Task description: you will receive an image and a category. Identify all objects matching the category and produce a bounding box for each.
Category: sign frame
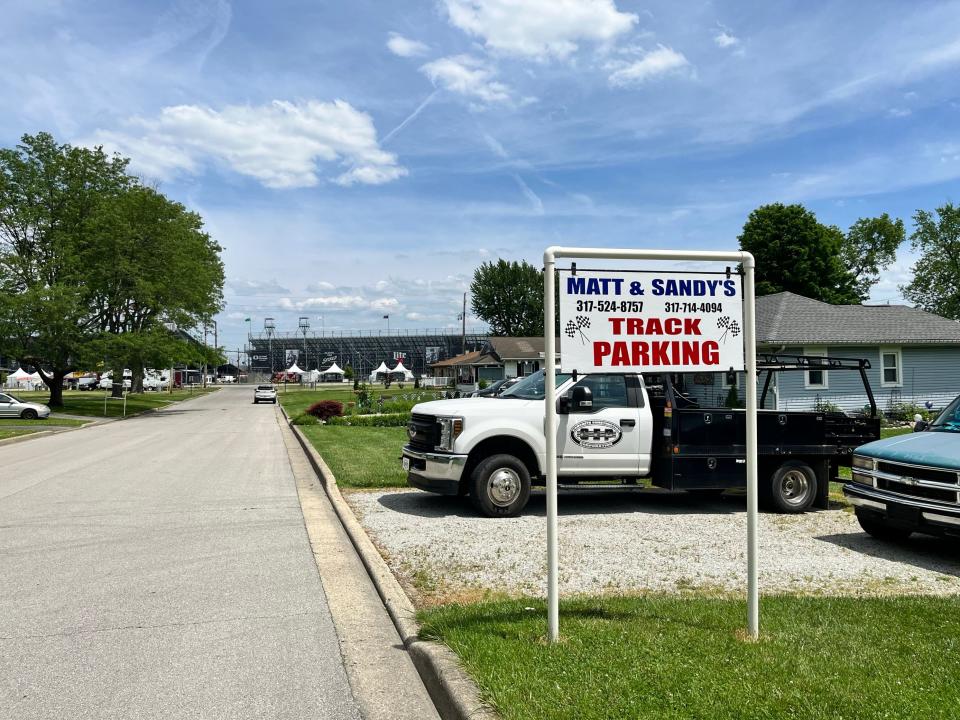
[543,246,759,642]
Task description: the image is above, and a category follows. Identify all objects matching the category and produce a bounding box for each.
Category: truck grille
[407,413,440,452]
[873,460,960,505]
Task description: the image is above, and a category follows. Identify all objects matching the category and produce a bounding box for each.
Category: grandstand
[247,328,489,378]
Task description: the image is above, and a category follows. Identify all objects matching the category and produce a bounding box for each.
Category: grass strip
[0,417,91,427]
[5,388,217,418]
[420,595,960,720]
[0,429,39,441]
[298,425,408,488]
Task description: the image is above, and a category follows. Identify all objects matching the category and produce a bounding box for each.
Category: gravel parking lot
[346,488,960,602]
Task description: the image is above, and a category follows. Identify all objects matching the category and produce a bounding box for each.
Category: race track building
[247,329,489,378]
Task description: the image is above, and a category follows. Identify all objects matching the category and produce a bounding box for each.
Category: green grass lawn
[420,596,960,720]
[5,388,217,418]
[0,417,91,427]
[0,429,39,441]
[278,384,445,417]
[299,425,408,488]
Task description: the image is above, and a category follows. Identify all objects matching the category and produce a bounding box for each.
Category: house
[689,292,960,413]
[429,349,502,386]
[485,337,560,379]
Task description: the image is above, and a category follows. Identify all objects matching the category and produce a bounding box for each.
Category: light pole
[264,317,275,376]
[299,316,310,370]
[383,314,390,335]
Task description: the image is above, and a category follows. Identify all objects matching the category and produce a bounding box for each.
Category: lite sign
[559,270,745,373]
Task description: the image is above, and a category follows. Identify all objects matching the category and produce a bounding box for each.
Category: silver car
[0,392,51,419]
[253,385,277,404]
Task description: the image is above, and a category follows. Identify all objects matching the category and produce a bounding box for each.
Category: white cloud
[607,45,691,87]
[442,0,637,60]
[387,32,429,58]
[305,281,336,292]
[714,30,739,49]
[420,55,511,103]
[887,107,912,117]
[370,297,400,310]
[227,278,291,296]
[86,99,407,189]
[280,295,368,310]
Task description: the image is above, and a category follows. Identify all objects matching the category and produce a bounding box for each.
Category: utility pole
[265,317,276,377]
[299,316,310,369]
[461,292,467,354]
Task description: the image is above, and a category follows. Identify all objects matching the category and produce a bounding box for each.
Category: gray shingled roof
[757,292,960,345]
[488,336,552,359]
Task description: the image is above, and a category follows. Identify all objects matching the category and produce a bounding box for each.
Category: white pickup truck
[402,358,881,517]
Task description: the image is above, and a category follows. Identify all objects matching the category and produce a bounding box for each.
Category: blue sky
[3,0,960,351]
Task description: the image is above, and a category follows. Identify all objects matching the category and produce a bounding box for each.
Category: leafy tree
[738,203,859,304]
[902,202,960,319]
[0,133,130,407]
[470,259,545,336]
[87,185,224,393]
[841,213,905,300]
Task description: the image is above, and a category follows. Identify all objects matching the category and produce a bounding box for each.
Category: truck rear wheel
[855,508,913,542]
[469,454,531,518]
[766,460,817,513]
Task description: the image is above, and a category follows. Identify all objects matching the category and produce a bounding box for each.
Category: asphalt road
[0,387,361,719]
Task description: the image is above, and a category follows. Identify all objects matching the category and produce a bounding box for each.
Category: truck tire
[469,454,531,518]
[766,460,817,513]
[855,508,912,542]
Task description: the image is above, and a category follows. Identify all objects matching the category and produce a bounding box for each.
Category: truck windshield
[929,396,960,433]
[499,369,572,400]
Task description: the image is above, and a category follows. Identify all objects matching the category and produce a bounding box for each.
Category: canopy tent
[286,362,305,375]
[389,361,414,380]
[4,367,32,389]
[321,362,345,376]
[368,361,390,382]
[301,370,321,383]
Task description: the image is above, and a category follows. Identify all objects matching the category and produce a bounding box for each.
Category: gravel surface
[346,489,960,600]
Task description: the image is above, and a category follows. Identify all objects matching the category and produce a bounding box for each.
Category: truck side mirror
[569,385,593,412]
[913,414,928,432]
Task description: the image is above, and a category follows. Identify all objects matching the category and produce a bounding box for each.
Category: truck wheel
[469,454,531,518]
[21,409,38,420]
[766,460,817,513]
[855,508,912,542]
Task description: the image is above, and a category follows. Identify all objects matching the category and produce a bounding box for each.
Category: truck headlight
[852,455,876,471]
[436,417,464,452]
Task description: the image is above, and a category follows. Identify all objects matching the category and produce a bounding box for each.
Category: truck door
[557,374,651,476]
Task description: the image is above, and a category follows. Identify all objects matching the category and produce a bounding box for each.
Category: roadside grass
[5,388,217,418]
[0,429,39,441]
[298,426,408,488]
[0,417,91,427]
[420,595,960,720]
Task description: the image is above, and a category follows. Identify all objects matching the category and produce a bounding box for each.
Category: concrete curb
[0,429,53,446]
[281,406,499,720]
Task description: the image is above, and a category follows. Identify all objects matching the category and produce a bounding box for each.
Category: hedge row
[326,413,410,427]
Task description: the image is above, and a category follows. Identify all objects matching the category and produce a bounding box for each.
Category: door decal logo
[570,420,622,449]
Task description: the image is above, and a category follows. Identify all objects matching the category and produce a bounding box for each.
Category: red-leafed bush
[306,400,344,421]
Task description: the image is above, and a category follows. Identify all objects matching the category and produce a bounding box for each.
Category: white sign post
[543,247,759,643]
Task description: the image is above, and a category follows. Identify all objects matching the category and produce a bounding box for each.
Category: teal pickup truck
[844,394,960,540]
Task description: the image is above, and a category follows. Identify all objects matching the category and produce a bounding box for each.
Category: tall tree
[87,185,224,393]
[902,202,960,319]
[470,260,545,336]
[841,213,905,301]
[739,203,858,303]
[0,133,130,407]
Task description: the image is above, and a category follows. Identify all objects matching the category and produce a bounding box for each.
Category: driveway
[0,387,359,719]
[347,488,960,601]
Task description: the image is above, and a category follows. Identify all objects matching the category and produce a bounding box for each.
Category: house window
[721,370,740,389]
[881,347,902,387]
[804,347,828,390]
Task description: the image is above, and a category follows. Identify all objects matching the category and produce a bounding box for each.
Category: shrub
[884,401,929,423]
[291,413,320,426]
[326,412,410,427]
[478,379,489,389]
[306,400,344,421]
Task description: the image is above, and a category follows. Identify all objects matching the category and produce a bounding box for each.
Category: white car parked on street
[0,392,51,419]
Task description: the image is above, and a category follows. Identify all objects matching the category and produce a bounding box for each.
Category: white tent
[5,367,31,389]
[322,362,344,376]
[286,362,305,375]
[301,370,321,383]
[369,361,390,382]
[390,361,414,380]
